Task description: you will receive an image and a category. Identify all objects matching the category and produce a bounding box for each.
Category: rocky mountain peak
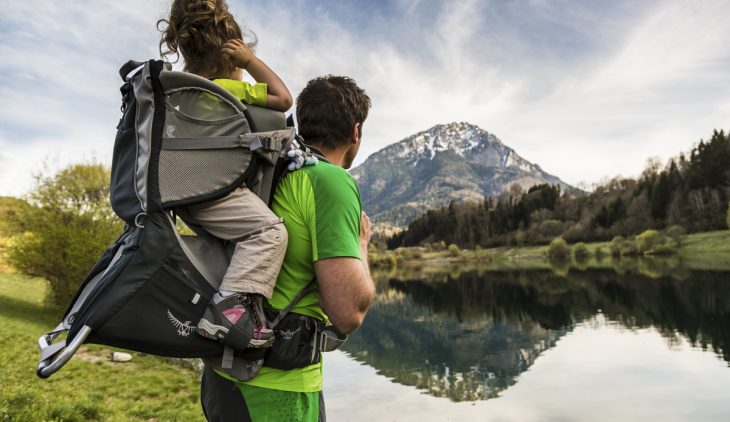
[382,122,502,165]
[351,122,571,228]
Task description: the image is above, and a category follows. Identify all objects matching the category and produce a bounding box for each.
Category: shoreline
[371,229,730,274]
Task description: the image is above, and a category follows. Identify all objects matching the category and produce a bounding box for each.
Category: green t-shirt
[242,161,362,392]
[212,79,268,106]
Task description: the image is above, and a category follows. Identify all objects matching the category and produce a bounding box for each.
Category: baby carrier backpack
[36,60,344,379]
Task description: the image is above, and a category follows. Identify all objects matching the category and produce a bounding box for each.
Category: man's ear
[351,123,361,145]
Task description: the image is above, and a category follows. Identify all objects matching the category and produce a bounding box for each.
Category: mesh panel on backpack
[159,87,254,205]
[159,149,253,203]
[164,88,249,137]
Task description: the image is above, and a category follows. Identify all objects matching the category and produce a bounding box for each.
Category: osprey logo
[277,327,301,341]
[167,309,194,337]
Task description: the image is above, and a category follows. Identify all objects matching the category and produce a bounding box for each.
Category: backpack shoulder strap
[268,279,317,329]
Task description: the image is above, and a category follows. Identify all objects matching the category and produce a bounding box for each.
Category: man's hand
[221,39,255,69]
[360,211,372,249]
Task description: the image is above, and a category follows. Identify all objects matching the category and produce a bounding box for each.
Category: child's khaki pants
[176,186,287,299]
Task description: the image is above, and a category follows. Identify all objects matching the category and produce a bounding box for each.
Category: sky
[1,0,729,196]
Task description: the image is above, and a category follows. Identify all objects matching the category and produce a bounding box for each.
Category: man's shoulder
[278,162,355,191]
[275,162,359,207]
[301,160,349,175]
[299,161,356,190]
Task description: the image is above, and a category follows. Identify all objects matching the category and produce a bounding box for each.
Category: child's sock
[218,289,239,298]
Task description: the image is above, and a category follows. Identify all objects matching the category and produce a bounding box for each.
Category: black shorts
[200,366,326,422]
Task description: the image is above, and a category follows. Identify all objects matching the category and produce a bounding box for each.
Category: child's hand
[221,39,256,69]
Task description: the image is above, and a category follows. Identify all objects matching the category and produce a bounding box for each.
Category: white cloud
[495,0,730,185]
[1,0,728,195]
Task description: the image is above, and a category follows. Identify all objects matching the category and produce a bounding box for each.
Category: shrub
[372,241,388,253]
[397,248,412,259]
[547,237,570,261]
[594,246,606,261]
[635,230,678,255]
[0,197,32,271]
[609,236,624,256]
[7,163,123,307]
[447,243,461,257]
[610,235,639,256]
[648,240,678,255]
[727,202,730,229]
[0,196,31,236]
[385,253,398,268]
[620,240,639,256]
[573,242,590,261]
[665,225,686,245]
[636,230,662,254]
[368,252,398,269]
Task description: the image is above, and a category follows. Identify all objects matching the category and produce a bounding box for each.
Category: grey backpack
[36,60,342,379]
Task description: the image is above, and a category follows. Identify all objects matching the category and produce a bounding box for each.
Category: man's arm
[315,212,375,334]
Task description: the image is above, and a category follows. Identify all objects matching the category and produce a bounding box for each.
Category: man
[200,75,376,421]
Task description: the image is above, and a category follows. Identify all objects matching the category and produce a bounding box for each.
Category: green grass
[386,230,730,272]
[0,273,205,421]
[680,230,730,254]
[677,230,730,271]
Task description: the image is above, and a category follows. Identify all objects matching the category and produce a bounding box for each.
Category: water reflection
[344,264,730,402]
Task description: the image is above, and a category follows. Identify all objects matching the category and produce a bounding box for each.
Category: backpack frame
[36,59,332,378]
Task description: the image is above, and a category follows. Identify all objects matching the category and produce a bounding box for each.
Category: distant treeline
[388,129,730,249]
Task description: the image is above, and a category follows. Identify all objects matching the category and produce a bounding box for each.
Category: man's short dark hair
[296,75,371,150]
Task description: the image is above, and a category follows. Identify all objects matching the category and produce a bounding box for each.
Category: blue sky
[1,0,729,195]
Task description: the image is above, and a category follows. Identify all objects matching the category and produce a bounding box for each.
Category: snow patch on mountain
[384,122,529,170]
[350,121,572,228]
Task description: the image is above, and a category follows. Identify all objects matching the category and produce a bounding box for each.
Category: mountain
[351,122,573,228]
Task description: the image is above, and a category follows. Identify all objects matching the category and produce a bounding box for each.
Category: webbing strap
[259,136,282,152]
[161,136,253,150]
[268,279,317,329]
[318,328,348,352]
[222,346,235,369]
[242,154,260,190]
[160,133,285,151]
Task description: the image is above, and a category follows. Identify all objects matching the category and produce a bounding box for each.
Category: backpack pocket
[264,313,324,370]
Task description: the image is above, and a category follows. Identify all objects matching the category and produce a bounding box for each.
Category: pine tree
[650,172,670,221]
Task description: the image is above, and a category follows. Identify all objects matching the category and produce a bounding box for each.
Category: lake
[323,260,730,421]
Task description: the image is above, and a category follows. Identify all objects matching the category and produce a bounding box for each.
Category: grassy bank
[0,273,205,421]
[376,230,730,272]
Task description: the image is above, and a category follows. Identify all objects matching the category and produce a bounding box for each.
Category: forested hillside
[389,130,730,248]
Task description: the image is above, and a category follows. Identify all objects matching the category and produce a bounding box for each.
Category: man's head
[296,75,371,169]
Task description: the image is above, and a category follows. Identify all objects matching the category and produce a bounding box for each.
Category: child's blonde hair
[158,0,257,77]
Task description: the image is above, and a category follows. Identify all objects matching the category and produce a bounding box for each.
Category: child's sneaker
[197,293,274,350]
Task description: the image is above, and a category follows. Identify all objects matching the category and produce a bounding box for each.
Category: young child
[158,0,293,351]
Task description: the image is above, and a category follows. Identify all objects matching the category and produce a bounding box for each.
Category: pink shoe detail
[222,307,245,325]
[253,326,273,340]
